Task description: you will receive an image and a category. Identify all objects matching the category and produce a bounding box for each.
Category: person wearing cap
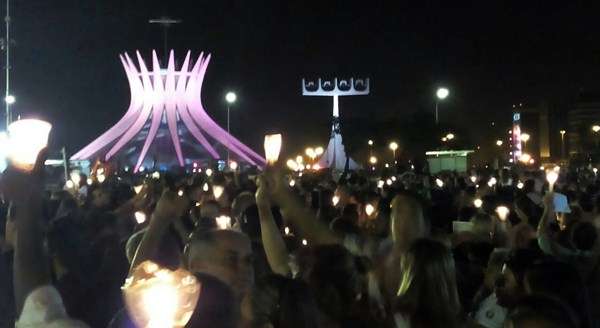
[538,193,597,261]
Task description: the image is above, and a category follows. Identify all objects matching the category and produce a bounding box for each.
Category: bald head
[186,229,254,298]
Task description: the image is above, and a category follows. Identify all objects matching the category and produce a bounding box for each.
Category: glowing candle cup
[496,206,510,221]
[365,204,376,217]
[122,261,200,328]
[134,211,147,224]
[546,169,559,192]
[264,134,282,165]
[7,119,52,171]
[215,215,232,230]
[212,185,224,199]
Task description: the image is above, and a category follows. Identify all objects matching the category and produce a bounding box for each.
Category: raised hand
[153,189,189,221]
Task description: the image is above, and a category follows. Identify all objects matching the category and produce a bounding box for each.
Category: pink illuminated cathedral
[71,50,265,171]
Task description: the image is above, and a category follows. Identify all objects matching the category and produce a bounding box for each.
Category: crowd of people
[0,153,599,328]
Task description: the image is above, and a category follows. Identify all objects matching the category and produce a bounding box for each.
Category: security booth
[426,150,474,174]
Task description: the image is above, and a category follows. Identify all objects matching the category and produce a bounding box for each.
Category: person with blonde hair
[394,238,462,328]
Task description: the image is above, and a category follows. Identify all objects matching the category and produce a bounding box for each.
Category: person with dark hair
[242,275,319,328]
[524,260,593,328]
[394,238,462,328]
[473,248,542,328]
[538,193,598,263]
[185,273,240,328]
[303,244,373,327]
[505,294,578,328]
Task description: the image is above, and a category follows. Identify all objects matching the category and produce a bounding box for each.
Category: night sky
[6,1,600,159]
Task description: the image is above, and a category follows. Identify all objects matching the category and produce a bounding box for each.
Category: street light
[225,91,237,163]
[593,125,600,133]
[315,146,324,156]
[305,147,316,162]
[496,140,503,146]
[559,130,566,159]
[446,133,455,140]
[369,156,377,165]
[435,87,449,124]
[389,141,398,159]
[4,95,15,104]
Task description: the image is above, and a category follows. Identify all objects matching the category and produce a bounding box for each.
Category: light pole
[559,130,566,159]
[4,0,12,128]
[435,87,449,125]
[225,91,237,163]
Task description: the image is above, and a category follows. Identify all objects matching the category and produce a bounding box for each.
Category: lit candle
[122,261,200,328]
[264,134,282,165]
[496,206,510,221]
[365,204,375,216]
[134,211,146,224]
[212,185,224,199]
[7,119,52,171]
[215,215,232,230]
[546,169,558,192]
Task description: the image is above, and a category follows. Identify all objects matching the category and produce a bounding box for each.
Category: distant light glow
[65,180,75,189]
[389,142,398,151]
[332,195,340,206]
[215,215,232,230]
[229,161,238,170]
[488,177,497,187]
[152,171,160,179]
[377,180,385,188]
[369,156,377,165]
[205,168,213,177]
[70,171,81,186]
[470,176,477,183]
[496,206,510,221]
[435,178,444,188]
[4,95,15,104]
[365,204,375,216]
[97,174,106,183]
[87,178,93,186]
[436,87,449,100]
[474,198,483,208]
[177,189,184,197]
[287,159,298,171]
[203,183,209,192]
[225,91,237,104]
[301,239,308,246]
[212,185,224,199]
[134,211,147,224]
[517,181,524,189]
